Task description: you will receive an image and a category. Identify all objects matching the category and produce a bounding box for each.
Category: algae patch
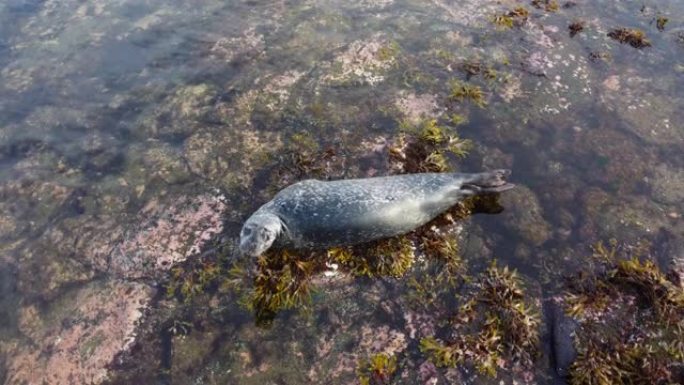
[419,262,540,377]
[608,28,651,48]
[561,241,684,385]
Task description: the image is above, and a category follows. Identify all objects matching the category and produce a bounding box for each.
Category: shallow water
[0,0,683,384]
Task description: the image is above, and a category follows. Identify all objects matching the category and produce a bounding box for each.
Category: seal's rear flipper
[460,169,515,195]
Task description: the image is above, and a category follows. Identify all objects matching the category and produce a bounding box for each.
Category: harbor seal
[239,170,514,257]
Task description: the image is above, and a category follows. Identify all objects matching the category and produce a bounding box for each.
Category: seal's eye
[242,228,252,237]
[260,228,273,241]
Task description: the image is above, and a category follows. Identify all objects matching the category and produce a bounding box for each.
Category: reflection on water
[0,0,683,384]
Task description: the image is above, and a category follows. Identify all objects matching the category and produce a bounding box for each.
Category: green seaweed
[449,113,468,126]
[357,353,398,385]
[448,80,486,108]
[390,120,472,173]
[247,249,321,321]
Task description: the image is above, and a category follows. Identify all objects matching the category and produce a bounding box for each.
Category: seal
[239,169,514,257]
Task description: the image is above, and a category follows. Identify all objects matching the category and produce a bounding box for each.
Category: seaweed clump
[608,28,651,48]
[568,20,585,38]
[448,80,486,108]
[215,248,328,326]
[531,0,559,12]
[329,236,415,278]
[588,51,611,64]
[356,353,398,385]
[491,7,529,29]
[420,262,540,377]
[459,60,498,82]
[561,241,684,384]
[656,16,668,32]
[390,119,472,174]
[165,261,222,302]
[267,131,339,193]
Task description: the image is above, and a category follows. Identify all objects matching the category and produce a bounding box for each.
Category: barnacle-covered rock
[322,35,399,86]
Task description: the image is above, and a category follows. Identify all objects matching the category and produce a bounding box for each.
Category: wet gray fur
[239,170,514,256]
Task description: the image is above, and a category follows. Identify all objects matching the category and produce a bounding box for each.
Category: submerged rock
[322,34,399,86]
[210,27,266,64]
[599,74,684,145]
[183,126,283,190]
[2,280,153,385]
[136,84,219,140]
[581,193,671,245]
[2,191,230,384]
[650,163,684,207]
[394,92,443,125]
[500,185,552,247]
[141,144,192,185]
[110,194,228,279]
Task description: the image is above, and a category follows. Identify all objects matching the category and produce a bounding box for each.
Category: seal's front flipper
[460,169,515,195]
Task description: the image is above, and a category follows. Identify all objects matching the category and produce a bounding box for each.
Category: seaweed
[491,7,529,29]
[165,260,222,303]
[460,60,484,77]
[656,16,668,32]
[389,119,472,173]
[568,20,585,38]
[356,353,398,385]
[420,262,540,377]
[588,51,611,63]
[560,241,684,384]
[459,60,498,82]
[330,236,415,278]
[449,113,468,126]
[608,28,651,48]
[267,136,338,194]
[448,80,486,108]
[531,0,559,12]
[508,7,530,19]
[491,14,515,29]
[242,249,326,325]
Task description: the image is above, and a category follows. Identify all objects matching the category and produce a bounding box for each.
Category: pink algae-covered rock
[110,194,227,278]
[394,92,443,125]
[3,280,153,385]
[3,193,228,385]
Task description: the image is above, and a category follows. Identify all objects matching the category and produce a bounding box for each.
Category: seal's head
[239,212,283,257]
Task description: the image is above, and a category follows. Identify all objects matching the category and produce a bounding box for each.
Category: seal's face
[239,212,282,257]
